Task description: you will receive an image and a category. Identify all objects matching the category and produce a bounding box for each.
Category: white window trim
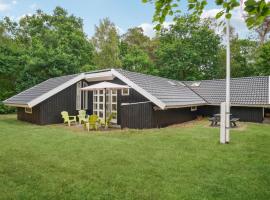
[83,82,88,110]
[76,81,82,110]
[121,88,129,96]
[25,107,32,114]
[191,106,197,111]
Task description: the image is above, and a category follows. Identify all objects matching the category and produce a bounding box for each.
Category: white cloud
[12,0,17,5]
[17,13,33,21]
[138,23,155,38]
[138,21,174,38]
[0,1,10,11]
[201,7,251,38]
[116,26,125,35]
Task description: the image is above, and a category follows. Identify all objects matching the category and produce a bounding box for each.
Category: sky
[0,0,253,39]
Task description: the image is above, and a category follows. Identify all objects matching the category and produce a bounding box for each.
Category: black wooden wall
[120,103,197,129]
[197,105,264,123]
[17,83,77,125]
[153,107,197,128]
[17,105,41,124]
[121,102,154,129]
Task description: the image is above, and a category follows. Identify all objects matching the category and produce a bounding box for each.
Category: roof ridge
[185,76,269,83]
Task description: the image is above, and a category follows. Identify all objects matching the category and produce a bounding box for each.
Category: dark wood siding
[153,107,197,128]
[121,102,154,129]
[17,106,41,124]
[38,84,77,125]
[197,105,264,123]
[17,84,77,125]
[121,104,197,129]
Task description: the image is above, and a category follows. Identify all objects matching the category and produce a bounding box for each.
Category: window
[191,106,197,111]
[82,82,88,109]
[122,88,129,96]
[76,82,82,110]
[25,107,32,114]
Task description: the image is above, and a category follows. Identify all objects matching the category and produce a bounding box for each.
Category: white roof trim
[111,69,166,109]
[4,103,29,108]
[28,73,85,108]
[84,71,114,82]
[164,103,207,109]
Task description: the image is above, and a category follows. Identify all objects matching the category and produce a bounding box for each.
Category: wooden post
[220,102,226,144]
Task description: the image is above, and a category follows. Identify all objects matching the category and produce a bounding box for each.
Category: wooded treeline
[0,7,269,113]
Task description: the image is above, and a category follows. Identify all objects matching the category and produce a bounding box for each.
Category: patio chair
[101,113,116,128]
[77,110,88,124]
[85,114,100,131]
[61,111,76,126]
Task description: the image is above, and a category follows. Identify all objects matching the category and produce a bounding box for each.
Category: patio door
[93,89,117,123]
[93,90,105,121]
[106,89,117,123]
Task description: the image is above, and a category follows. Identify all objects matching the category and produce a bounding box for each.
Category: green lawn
[0,115,270,200]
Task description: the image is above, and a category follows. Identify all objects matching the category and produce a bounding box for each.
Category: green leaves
[244,0,270,28]
[216,11,224,19]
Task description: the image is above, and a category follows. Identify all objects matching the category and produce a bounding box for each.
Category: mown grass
[0,114,270,200]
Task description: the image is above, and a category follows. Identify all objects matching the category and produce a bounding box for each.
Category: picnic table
[208,114,239,127]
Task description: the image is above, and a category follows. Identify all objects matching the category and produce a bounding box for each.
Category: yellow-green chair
[77,110,87,124]
[101,113,116,128]
[61,111,77,126]
[85,114,100,131]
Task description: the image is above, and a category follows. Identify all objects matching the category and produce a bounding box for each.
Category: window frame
[121,88,129,96]
[191,106,197,112]
[25,107,32,114]
[76,81,82,110]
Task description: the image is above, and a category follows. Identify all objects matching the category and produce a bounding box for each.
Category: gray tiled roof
[3,74,79,106]
[115,69,206,107]
[184,76,269,105]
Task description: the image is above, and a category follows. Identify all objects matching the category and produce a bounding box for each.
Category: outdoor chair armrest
[208,117,215,121]
[230,118,240,122]
[69,116,77,120]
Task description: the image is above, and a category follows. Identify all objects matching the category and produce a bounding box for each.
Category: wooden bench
[208,117,218,126]
[230,118,240,127]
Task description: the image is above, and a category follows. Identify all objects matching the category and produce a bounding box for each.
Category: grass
[0,114,270,200]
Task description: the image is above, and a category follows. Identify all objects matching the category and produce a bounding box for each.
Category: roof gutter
[163,103,207,110]
[3,103,29,108]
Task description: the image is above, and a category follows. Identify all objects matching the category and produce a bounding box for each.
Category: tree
[120,27,156,73]
[217,39,257,78]
[92,18,121,68]
[0,23,25,113]
[0,7,94,113]
[155,16,221,80]
[120,44,154,73]
[254,40,270,75]
[122,27,150,49]
[254,18,270,44]
[16,7,94,86]
[142,0,270,30]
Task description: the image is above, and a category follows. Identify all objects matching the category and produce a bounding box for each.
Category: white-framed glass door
[106,89,117,123]
[93,89,105,121]
[93,89,117,124]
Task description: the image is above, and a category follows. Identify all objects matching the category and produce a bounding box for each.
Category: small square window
[122,88,129,96]
[191,106,197,111]
[25,107,32,114]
